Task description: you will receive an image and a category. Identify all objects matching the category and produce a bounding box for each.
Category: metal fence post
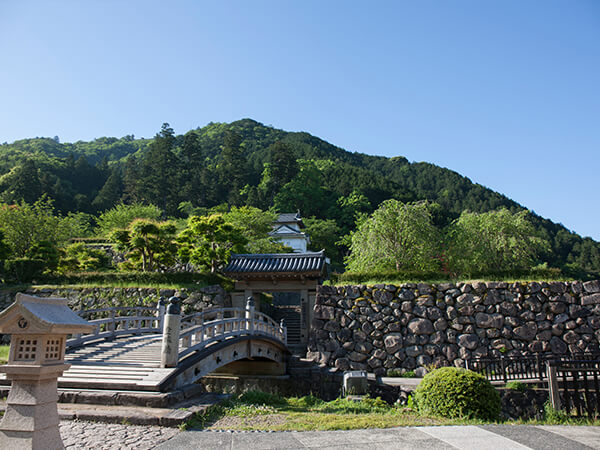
[537,353,544,381]
[501,355,508,383]
[161,297,181,368]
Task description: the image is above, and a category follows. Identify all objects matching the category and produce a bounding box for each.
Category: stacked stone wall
[308,281,600,376]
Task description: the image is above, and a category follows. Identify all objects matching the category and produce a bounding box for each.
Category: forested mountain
[0,118,598,276]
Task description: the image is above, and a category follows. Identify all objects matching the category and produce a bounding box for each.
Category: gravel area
[208,413,287,430]
[60,420,180,449]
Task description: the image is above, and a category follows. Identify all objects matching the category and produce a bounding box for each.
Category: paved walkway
[156,425,600,450]
[58,420,600,449]
[60,420,179,450]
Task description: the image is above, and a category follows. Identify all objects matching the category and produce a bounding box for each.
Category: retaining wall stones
[308,281,600,377]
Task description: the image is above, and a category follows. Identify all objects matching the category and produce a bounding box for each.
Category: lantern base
[0,368,67,450]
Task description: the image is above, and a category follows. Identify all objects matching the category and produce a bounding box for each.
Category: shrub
[3,258,46,282]
[387,369,416,378]
[413,367,501,421]
[59,243,112,272]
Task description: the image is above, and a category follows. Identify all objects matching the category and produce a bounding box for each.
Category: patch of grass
[183,390,474,431]
[505,381,527,392]
[31,282,207,290]
[327,267,573,286]
[0,345,8,364]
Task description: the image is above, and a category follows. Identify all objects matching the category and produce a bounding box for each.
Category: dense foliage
[0,118,599,277]
[413,367,501,421]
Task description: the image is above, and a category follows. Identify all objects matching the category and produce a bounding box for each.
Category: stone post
[245,297,255,333]
[280,318,287,345]
[157,298,167,330]
[161,297,181,368]
[0,293,93,450]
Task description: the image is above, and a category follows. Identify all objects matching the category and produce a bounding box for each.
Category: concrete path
[156,425,600,450]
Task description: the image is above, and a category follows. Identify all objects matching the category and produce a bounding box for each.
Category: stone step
[0,392,228,427]
[0,384,206,408]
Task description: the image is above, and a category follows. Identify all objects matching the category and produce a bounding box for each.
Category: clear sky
[1,1,599,239]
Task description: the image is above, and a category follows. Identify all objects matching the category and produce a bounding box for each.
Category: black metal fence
[467,353,600,383]
[548,360,600,418]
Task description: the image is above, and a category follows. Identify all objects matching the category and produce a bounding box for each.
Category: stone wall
[308,281,600,376]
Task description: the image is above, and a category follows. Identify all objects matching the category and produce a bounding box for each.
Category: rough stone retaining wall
[308,280,600,376]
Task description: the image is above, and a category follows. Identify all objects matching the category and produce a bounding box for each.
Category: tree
[345,200,441,272]
[92,169,124,211]
[222,206,290,253]
[95,203,162,236]
[444,209,549,276]
[0,159,42,204]
[273,160,333,217]
[0,198,82,257]
[304,217,343,268]
[333,191,371,234]
[218,131,247,206]
[0,230,10,262]
[136,123,182,216]
[109,219,177,271]
[177,214,247,273]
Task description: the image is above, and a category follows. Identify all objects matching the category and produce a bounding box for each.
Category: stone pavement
[59,420,179,450]
[156,425,600,450]
[59,421,600,449]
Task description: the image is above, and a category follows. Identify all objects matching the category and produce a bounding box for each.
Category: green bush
[59,243,112,272]
[413,367,501,421]
[3,258,46,282]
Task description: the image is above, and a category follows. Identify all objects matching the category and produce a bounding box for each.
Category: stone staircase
[273,306,305,353]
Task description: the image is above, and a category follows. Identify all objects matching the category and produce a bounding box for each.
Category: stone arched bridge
[2,298,289,392]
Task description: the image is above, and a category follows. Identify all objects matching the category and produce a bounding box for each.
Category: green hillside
[0,118,598,276]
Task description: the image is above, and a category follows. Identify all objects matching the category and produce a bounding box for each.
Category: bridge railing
[176,302,287,361]
[66,305,162,348]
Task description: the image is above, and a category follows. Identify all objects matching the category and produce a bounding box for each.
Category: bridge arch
[158,335,287,391]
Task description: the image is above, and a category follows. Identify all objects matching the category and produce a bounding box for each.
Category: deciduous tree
[345,200,441,272]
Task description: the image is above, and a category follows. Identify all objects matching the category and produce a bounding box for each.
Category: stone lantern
[0,293,93,450]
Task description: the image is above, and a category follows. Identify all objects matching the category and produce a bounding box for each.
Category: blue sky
[1,1,599,239]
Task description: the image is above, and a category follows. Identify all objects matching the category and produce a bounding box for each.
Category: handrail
[67,305,163,348]
[65,301,288,368]
[176,306,287,361]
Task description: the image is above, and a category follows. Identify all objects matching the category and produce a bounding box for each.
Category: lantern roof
[0,293,94,334]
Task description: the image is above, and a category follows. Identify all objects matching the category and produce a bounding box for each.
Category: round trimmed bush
[413,367,501,421]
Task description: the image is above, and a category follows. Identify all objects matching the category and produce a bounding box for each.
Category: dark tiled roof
[275,213,300,223]
[275,212,304,228]
[224,251,325,275]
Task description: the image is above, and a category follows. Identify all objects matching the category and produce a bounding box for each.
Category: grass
[327,276,574,287]
[29,282,207,290]
[182,391,474,431]
[182,390,600,432]
[0,345,8,364]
